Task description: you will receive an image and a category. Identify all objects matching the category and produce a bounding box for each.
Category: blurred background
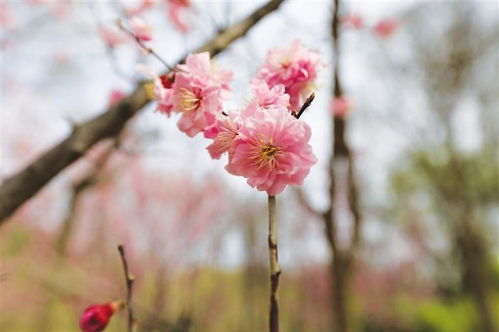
[0,0,498,331]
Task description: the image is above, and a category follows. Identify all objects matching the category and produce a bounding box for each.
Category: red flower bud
[79,301,123,332]
[160,72,175,89]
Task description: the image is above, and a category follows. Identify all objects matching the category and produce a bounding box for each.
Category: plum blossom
[149,52,232,136]
[372,18,399,38]
[154,73,176,115]
[108,89,126,107]
[99,26,128,48]
[256,40,325,112]
[342,13,363,29]
[167,0,191,33]
[205,111,240,159]
[331,96,353,117]
[79,301,123,332]
[250,79,289,110]
[136,64,175,115]
[221,104,316,195]
[0,4,17,30]
[126,0,155,17]
[129,17,153,41]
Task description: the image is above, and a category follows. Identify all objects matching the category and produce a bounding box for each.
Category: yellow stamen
[145,82,155,100]
[251,142,280,170]
[179,88,200,112]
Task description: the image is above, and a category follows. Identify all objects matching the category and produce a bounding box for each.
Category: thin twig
[267,195,280,332]
[294,92,316,119]
[118,245,135,332]
[117,19,175,71]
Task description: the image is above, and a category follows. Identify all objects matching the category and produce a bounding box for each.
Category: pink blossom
[177,52,233,92]
[99,26,128,48]
[0,4,17,30]
[172,74,220,136]
[129,17,153,41]
[26,0,48,4]
[152,52,232,136]
[108,89,126,107]
[225,105,317,195]
[256,40,325,112]
[205,101,263,159]
[342,14,363,29]
[331,96,353,117]
[372,18,399,38]
[251,79,290,110]
[126,0,155,17]
[206,112,240,159]
[143,53,232,136]
[136,64,175,115]
[150,75,173,115]
[167,0,191,33]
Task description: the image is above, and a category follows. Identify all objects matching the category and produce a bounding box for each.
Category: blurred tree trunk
[456,218,496,332]
[323,1,363,330]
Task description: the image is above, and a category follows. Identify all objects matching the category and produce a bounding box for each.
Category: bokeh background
[1,0,498,331]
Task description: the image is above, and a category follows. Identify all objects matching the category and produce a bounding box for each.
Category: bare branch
[0,0,286,223]
[293,188,322,218]
[118,245,135,332]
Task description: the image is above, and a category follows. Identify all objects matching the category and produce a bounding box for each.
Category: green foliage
[1,226,30,256]
[416,297,478,332]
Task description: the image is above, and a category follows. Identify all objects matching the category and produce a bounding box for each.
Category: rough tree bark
[0,0,286,224]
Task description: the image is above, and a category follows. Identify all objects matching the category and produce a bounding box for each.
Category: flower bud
[79,301,124,332]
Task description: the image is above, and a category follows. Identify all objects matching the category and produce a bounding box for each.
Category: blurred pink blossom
[342,13,363,29]
[0,4,17,30]
[126,0,155,17]
[225,104,317,195]
[372,18,400,38]
[167,0,191,33]
[99,26,128,48]
[129,17,153,41]
[331,96,353,117]
[26,0,48,5]
[108,89,126,107]
[256,39,325,111]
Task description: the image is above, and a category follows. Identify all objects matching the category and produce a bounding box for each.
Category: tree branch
[55,139,117,256]
[0,0,286,223]
[118,244,135,332]
[293,188,322,219]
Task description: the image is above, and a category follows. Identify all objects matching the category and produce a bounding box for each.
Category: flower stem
[268,195,280,332]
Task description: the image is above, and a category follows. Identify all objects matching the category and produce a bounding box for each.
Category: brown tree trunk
[331,253,349,332]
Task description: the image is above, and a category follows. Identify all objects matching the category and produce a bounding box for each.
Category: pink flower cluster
[153,41,323,195]
[208,101,317,195]
[153,52,232,137]
[255,40,325,111]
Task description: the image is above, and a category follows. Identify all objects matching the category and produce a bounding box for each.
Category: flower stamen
[179,88,200,112]
[251,142,280,170]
